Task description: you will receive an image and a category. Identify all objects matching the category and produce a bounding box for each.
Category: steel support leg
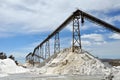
[40,45,44,59]
[38,47,40,62]
[34,48,39,63]
[32,55,34,66]
[54,32,60,54]
[45,40,50,59]
[40,46,42,62]
[72,15,82,52]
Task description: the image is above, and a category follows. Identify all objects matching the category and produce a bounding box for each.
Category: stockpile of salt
[37,48,110,76]
[0,58,29,77]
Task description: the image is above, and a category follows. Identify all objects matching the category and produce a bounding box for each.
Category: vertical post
[38,48,40,62]
[54,32,60,54]
[72,15,82,52]
[32,54,34,66]
[34,49,37,63]
[40,45,44,62]
[26,57,27,61]
[36,48,39,63]
[45,40,50,59]
[41,45,44,59]
[38,46,41,62]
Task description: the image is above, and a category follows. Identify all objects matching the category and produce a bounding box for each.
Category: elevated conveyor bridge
[26,9,120,65]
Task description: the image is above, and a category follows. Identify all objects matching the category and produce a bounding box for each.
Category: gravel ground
[0,73,104,80]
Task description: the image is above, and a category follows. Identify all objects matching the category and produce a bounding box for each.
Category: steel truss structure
[26,9,120,65]
[72,15,81,52]
[45,40,50,59]
[54,32,60,54]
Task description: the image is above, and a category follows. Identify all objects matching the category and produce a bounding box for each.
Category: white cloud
[85,40,120,58]
[81,33,107,47]
[81,33,104,41]
[0,32,14,38]
[100,15,120,25]
[108,15,120,23]
[81,40,91,46]
[0,0,120,36]
[109,33,120,39]
[1,0,120,60]
[95,29,106,33]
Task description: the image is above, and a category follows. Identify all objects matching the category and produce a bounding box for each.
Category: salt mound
[38,48,110,75]
[112,66,120,80]
[0,73,8,77]
[0,58,29,74]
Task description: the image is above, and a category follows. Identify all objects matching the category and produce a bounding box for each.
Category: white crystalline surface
[33,48,120,80]
[37,48,111,75]
[0,48,120,80]
[0,73,8,77]
[0,58,29,77]
[112,66,120,80]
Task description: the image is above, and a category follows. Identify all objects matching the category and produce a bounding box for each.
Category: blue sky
[0,0,120,63]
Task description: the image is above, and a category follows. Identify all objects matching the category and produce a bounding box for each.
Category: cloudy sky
[0,0,120,63]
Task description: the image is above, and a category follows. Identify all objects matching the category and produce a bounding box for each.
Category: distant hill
[100,59,120,66]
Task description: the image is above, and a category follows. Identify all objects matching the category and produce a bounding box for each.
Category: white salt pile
[0,58,29,77]
[112,66,120,80]
[29,48,120,80]
[37,48,111,75]
[0,73,8,77]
